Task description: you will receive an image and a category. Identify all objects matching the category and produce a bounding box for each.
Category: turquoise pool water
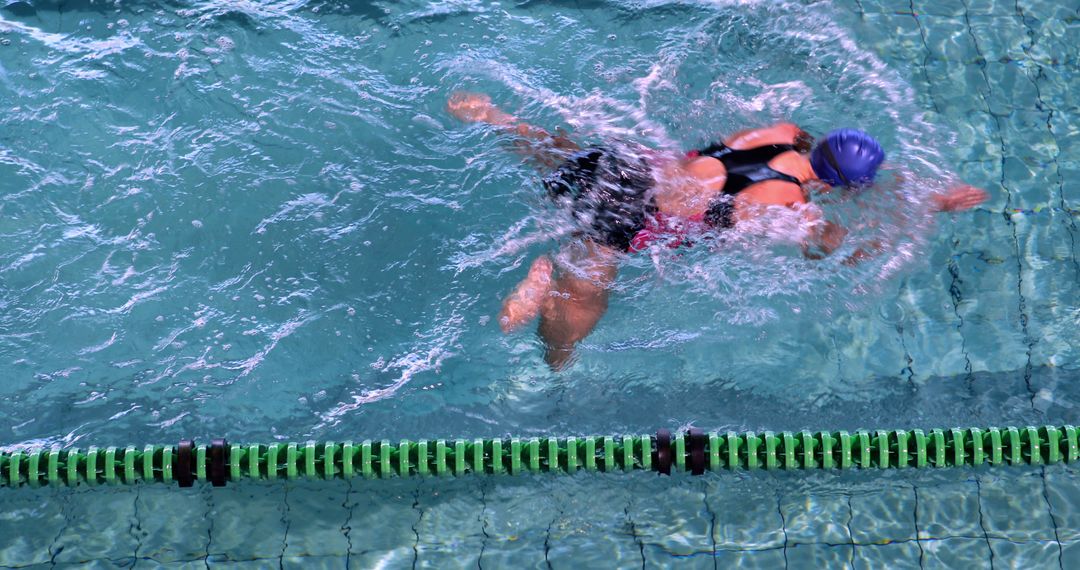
[0,0,1078,566]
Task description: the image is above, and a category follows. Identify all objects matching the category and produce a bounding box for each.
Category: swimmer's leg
[536,240,619,370]
[499,256,555,333]
[447,91,579,169]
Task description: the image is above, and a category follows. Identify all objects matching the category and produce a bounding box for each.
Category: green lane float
[0,425,1076,489]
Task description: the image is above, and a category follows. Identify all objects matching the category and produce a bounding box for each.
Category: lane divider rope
[0,425,1075,488]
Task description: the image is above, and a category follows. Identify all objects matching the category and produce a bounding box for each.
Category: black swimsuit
[541,140,804,250]
[542,145,656,252]
[696,143,802,229]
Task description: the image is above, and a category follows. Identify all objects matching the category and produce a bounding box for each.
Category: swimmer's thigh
[537,241,619,366]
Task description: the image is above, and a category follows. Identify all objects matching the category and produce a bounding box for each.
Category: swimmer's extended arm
[930,184,988,212]
[811,183,989,264]
[447,91,578,166]
[446,92,548,137]
[884,170,989,213]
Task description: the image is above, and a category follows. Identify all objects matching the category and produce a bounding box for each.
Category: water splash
[0,0,996,443]
[443,0,945,330]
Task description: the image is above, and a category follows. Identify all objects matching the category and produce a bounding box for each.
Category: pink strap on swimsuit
[628,212,707,253]
[626,148,716,253]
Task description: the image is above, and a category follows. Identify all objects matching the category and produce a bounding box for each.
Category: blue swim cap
[809,129,885,187]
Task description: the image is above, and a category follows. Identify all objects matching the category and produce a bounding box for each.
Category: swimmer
[448,92,988,369]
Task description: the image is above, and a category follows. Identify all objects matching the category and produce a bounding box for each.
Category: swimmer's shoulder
[724,122,805,150]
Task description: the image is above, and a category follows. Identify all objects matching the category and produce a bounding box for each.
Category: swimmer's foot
[447,91,515,125]
[498,256,554,333]
[543,344,576,371]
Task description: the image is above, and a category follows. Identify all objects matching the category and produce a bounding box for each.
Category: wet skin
[447,92,988,369]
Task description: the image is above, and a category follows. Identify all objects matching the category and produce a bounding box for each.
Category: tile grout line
[278,483,292,570]
[203,485,214,569]
[893,294,917,388]
[960,0,1037,410]
[411,486,423,570]
[1012,0,1080,284]
[845,493,856,569]
[912,484,926,569]
[47,487,72,568]
[909,0,973,387]
[543,513,558,570]
[623,499,647,569]
[477,481,489,570]
[906,0,964,388]
[342,478,355,568]
[702,481,718,569]
[974,477,996,569]
[1038,466,1065,570]
[924,4,979,387]
[130,486,143,569]
[778,494,789,569]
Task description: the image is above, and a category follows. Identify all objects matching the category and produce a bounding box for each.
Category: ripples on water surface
[0,0,1074,446]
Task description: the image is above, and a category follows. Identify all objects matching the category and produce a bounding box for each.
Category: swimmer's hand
[931,184,988,213]
[802,219,848,260]
[447,91,515,125]
[842,239,885,266]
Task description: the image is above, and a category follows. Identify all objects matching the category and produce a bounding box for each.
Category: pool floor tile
[920,537,993,568]
[785,543,854,569]
[978,472,1058,541]
[280,482,351,558]
[711,547,787,569]
[849,484,918,544]
[780,491,853,546]
[851,542,923,570]
[709,490,786,551]
[203,485,287,560]
[51,489,139,565]
[988,538,1063,568]
[1060,540,1080,568]
[280,555,349,569]
[0,489,65,567]
[631,483,713,557]
[347,547,416,569]
[914,479,984,539]
[132,486,214,563]
[545,533,648,569]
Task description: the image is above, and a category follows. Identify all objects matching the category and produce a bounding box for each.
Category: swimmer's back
[683,123,815,220]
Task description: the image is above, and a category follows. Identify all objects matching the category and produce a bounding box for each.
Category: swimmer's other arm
[447,91,578,165]
[800,206,847,260]
[803,183,990,264]
[446,92,562,140]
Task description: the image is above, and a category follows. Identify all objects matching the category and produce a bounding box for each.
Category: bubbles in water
[447,0,946,335]
[0,0,984,442]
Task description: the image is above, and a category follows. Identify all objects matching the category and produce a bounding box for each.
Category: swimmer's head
[810,129,885,187]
